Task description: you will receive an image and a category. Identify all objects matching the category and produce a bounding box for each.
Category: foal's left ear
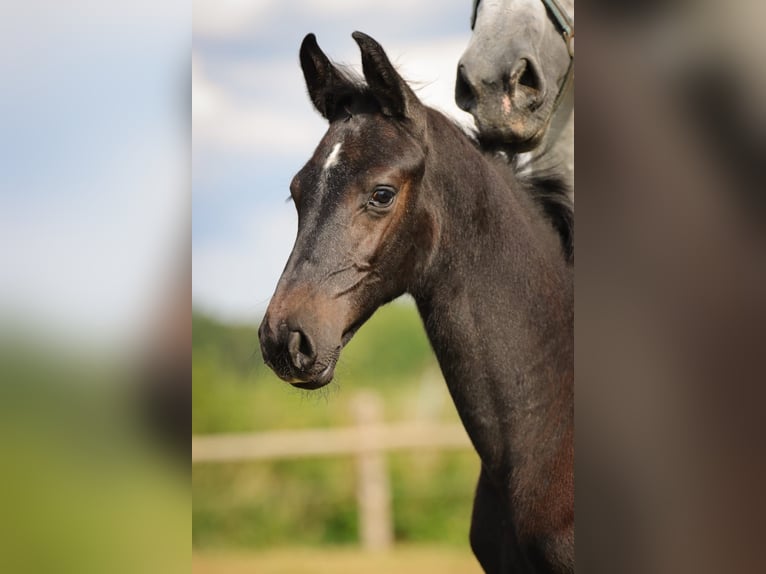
[352,31,424,123]
[300,33,354,119]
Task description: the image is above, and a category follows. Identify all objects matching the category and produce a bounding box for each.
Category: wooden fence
[192,391,472,550]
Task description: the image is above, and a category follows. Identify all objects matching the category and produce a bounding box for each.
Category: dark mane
[517,167,574,263]
[456,120,575,264]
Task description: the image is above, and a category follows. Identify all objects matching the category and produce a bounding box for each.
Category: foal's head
[259,32,437,389]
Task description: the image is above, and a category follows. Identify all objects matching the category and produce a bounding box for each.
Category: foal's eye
[369,186,396,209]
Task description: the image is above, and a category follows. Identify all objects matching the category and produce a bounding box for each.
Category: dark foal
[259,32,573,573]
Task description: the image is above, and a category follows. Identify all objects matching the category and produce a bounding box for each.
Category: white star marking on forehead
[323,142,342,172]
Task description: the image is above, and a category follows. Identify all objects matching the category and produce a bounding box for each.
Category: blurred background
[192,1,483,572]
[0,2,189,574]
[1,1,764,573]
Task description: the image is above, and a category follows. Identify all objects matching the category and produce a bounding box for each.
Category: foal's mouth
[289,361,336,390]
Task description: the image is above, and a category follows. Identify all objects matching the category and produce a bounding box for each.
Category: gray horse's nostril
[508,58,545,109]
[287,329,316,371]
[455,63,477,112]
[518,63,539,89]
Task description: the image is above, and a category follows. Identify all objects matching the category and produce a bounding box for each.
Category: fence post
[352,391,393,551]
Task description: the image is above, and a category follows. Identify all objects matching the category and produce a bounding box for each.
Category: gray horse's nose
[455,63,477,112]
[455,56,546,113]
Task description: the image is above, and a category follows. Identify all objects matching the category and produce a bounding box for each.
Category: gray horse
[456,0,574,196]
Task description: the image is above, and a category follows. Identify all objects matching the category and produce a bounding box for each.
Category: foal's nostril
[455,63,477,112]
[287,329,316,371]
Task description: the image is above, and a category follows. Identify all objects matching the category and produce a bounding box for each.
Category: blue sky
[192,0,475,322]
[1,1,189,342]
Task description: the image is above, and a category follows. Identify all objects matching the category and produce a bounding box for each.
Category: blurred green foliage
[192,299,481,550]
[0,344,187,574]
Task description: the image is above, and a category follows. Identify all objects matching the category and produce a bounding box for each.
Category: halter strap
[540,0,574,120]
[541,0,574,58]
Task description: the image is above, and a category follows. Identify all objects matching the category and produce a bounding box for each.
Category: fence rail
[192,422,471,462]
[192,392,473,550]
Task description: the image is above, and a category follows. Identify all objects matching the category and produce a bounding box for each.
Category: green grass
[193,546,483,574]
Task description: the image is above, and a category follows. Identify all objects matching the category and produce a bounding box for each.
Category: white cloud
[300,0,445,19]
[193,54,324,155]
[387,36,475,129]
[192,0,458,39]
[192,33,474,161]
[192,0,276,38]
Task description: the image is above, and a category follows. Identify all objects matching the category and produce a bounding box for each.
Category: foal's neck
[414,115,573,487]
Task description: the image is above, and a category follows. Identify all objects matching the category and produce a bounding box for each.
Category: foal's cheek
[352,217,390,263]
[412,210,436,255]
[344,199,395,258]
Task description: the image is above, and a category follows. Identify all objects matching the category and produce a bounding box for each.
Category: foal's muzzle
[258,314,336,388]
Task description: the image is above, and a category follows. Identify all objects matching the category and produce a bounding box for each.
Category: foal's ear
[352,31,424,122]
[300,33,353,120]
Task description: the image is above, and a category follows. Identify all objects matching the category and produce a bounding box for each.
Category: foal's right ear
[300,33,353,120]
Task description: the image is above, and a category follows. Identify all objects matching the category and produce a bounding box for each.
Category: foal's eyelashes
[368,185,397,209]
